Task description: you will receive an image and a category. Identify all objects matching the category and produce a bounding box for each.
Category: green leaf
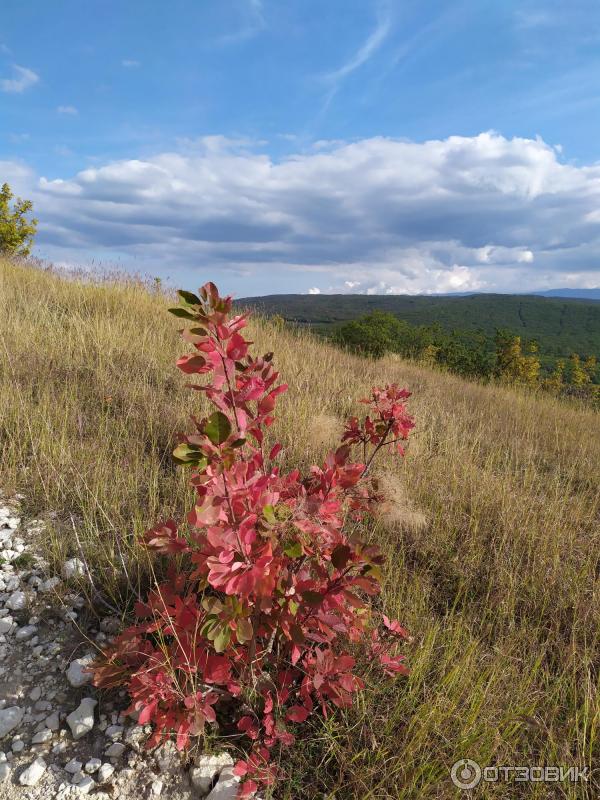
[200,617,218,638]
[177,289,202,306]
[288,599,299,616]
[189,327,208,336]
[213,626,231,653]
[283,540,303,558]
[204,411,232,445]
[230,438,246,449]
[263,504,277,524]
[172,443,208,468]
[168,307,198,320]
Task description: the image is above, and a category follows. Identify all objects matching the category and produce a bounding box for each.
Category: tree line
[333,310,599,404]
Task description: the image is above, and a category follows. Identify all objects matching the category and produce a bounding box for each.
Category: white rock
[29,686,42,702]
[151,778,164,796]
[11,739,25,753]
[97,763,114,782]
[77,775,95,794]
[190,753,234,795]
[66,697,97,740]
[0,706,24,737]
[0,618,14,635]
[5,590,26,611]
[205,766,240,800]
[0,762,10,781]
[84,757,101,773]
[15,624,37,641]
[39,577,60,593]
[66,654,95,687]
[154,740,180,774]
[62,558,85,580]
[124,724,147,750]
[19,757,46,786]
[105,741,125,758]
[45,711,60,731]
[104,724,123,739]
[31,729,53,744]
[64,758,83,774]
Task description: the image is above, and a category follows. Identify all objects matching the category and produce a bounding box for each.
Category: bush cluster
[92,282,414,797]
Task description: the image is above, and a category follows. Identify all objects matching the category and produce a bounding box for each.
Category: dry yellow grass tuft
[1,259,599,798]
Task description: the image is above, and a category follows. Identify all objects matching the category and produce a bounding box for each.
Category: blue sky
[2,0,600,295]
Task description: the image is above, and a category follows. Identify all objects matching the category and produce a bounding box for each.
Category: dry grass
[1,259,599,798]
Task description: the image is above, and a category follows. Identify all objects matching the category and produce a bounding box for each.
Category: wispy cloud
[318,2,392,114]
[8,132,30,143]
[57,105,78,115]
[0,64,39,93]
[215,0,266,46]
[322,4,392,84]
[121,59,141,68]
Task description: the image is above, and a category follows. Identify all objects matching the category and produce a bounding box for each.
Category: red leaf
[233,760,248,777]
[286,705,310,723]
[137,700,158,725]
[382,614,410,639]
[239,779,259,797]
[177,354,208,374]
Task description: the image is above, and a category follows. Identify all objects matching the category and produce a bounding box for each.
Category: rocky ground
[0,496,249,800]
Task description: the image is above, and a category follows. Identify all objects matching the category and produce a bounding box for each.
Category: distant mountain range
[532,288,600,300]
[238,291,600,363]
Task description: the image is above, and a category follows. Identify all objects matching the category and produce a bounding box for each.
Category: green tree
[0,182,37,257]
[334,311,407,358]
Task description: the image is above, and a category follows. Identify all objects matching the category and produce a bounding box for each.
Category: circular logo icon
[450,759,482,790]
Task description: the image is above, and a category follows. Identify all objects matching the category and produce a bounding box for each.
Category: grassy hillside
[1,260,599,798]
[240,292,600,361]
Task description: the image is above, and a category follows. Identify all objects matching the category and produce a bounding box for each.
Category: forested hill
[238,293,600,360]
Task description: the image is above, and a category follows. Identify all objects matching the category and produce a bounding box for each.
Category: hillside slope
[1,260,599,798]
[240,292,600,360]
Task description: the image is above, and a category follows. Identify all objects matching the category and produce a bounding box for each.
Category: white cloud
[1,64,39,93]
[121,59,140,68]
[318,2,392,113]
[308,287,321,294]
[8,131,600,293]
[57,105,78,115]
[321,3,392,84]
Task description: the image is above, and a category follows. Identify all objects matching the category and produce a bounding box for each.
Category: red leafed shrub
[92,282,415,797]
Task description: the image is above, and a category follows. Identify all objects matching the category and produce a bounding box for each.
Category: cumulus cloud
[121,59,140,68]
[10,131,600,293]
[57,105,78,115]
[1,64,39,93]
